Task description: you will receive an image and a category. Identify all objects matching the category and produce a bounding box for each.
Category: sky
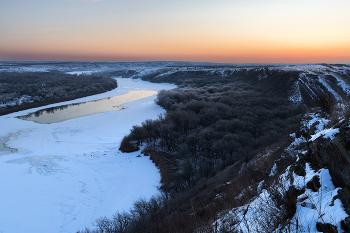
[0,0,349,63]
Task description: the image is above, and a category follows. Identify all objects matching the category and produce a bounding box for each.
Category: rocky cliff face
[121,64,350,232]
[300,117,350,231]
[208,110,350,232]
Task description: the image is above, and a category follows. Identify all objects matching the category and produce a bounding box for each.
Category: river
[0,78,175,233]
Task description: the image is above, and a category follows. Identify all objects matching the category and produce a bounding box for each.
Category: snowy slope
[0,78,175,233]
[210,112,349,232]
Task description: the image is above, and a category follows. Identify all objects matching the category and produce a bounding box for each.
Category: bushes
[118,136,139,152]
[77,196,167,233]
[156,90,198,111]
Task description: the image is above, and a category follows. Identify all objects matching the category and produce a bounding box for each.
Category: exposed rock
[341,216,350,232]
[306,175,321,192]
[304,118,350,216]
[316,222,338,233]
[290,158,306,176]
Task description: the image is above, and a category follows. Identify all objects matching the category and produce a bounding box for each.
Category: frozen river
[0,78,175,233]
[18,90,158,124]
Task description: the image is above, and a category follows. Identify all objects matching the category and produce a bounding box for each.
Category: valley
[1,62,350,232]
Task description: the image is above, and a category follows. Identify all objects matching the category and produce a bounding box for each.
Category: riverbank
[0,78,176,233]
[0,71,118,116]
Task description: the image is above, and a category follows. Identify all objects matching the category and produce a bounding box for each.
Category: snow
[310,127,339,141]
[285,112,328,153]
[288,81,303,104]
[0,66,51,72]
[298,73,318,99]
[211,109,348,232]
[213,163,348,233]
[330,72,350,96]
[300,107,341,144]
[213,176,290,232]
[269,163,278,177]
[66,71,96,75]
[270,64,329,72]
[132,68,162,78]
[0,78,176,233]
[318,75,342,101]
[155,69,179,78]
[292,164,348,232]
[303,112,329,133]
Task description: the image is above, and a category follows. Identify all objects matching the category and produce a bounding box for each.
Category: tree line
[0,71,117,115]
[121,78,304,196]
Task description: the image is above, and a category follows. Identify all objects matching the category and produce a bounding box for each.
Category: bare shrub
[119,136,139,152]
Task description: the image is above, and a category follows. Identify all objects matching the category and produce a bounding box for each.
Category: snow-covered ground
[292,164,347,232]
[0,78,175,233]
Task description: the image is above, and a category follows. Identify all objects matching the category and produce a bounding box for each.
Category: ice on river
[0,78,175,233]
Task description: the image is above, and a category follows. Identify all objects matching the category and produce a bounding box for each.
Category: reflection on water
[18,90,158,124]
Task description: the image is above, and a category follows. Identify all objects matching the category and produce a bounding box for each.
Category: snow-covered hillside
[0,78,175,232]
[209,111,350,232]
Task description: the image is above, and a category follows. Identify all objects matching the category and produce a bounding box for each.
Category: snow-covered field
[0,78,175,233]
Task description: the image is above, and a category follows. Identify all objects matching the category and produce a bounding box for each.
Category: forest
[0,71,117,115]
[79,69,311,232]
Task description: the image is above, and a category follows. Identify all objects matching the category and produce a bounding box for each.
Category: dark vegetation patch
[306,175,321,192]
[0,71,117,115]
[124,71,304,197]
[78,69,309,232]
[316,222,338,233]
[119,135,139,152]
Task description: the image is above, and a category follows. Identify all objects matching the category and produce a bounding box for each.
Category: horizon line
[1,60,349,65]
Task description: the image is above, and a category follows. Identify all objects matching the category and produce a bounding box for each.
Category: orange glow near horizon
[2,37,349,63]
[1,0,349,63]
